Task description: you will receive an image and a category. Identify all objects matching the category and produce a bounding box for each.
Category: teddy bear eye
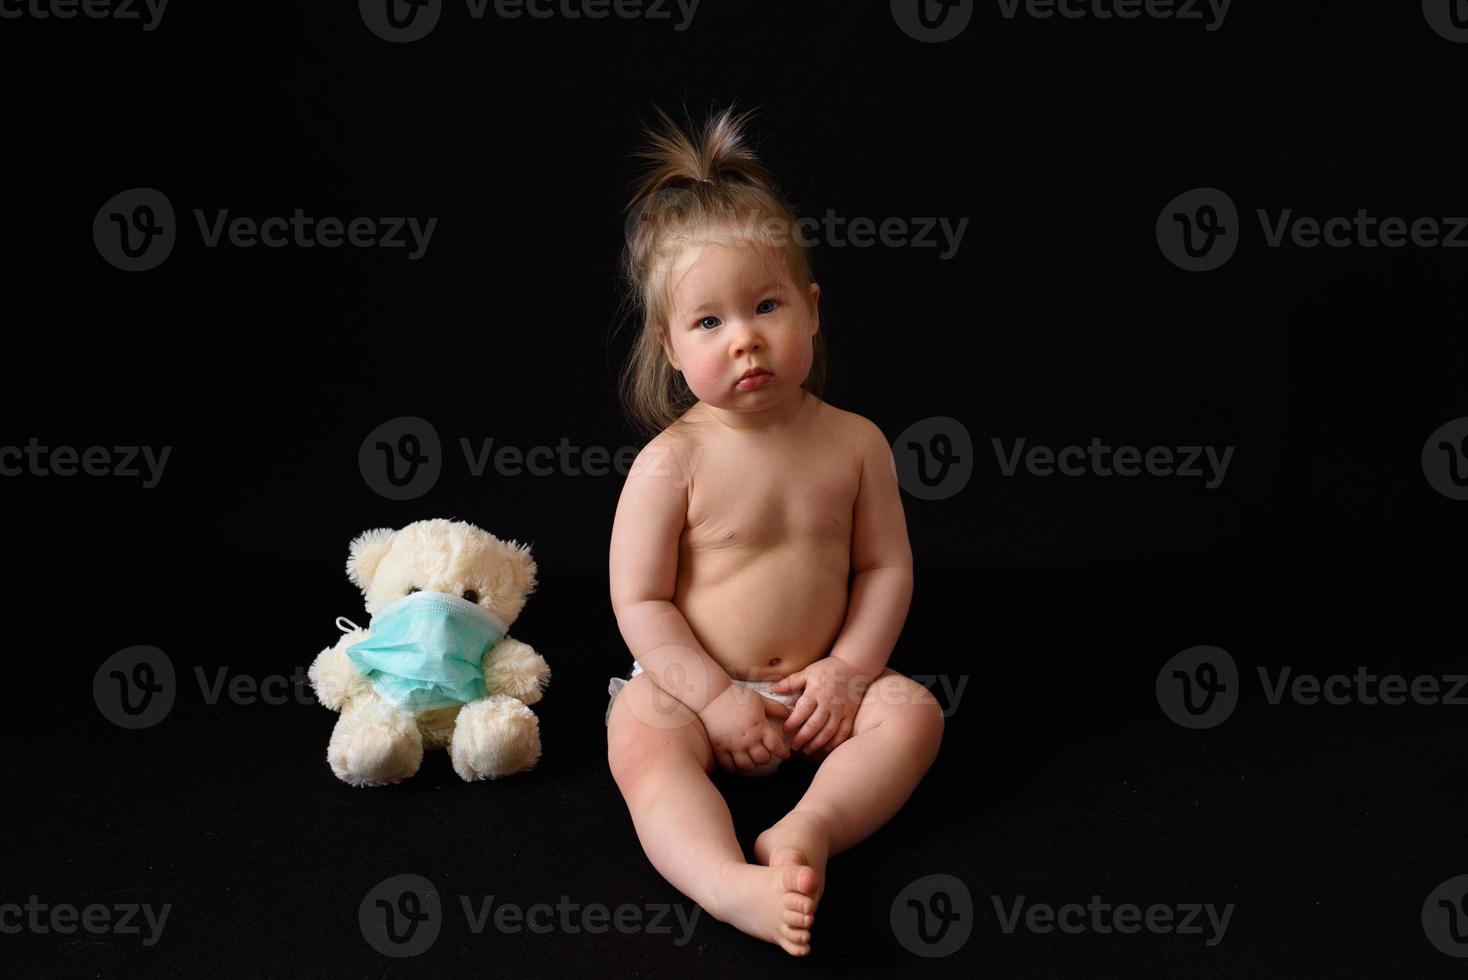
[462,590,479,603]
[407,586,420,595]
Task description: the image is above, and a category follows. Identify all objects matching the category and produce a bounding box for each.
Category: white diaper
[605,659,801,727]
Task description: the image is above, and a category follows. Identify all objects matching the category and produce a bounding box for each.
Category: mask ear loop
[336,616,363,634]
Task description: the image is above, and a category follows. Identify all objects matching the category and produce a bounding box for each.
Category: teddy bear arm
[481,636,551,705]
[308,634,373,712]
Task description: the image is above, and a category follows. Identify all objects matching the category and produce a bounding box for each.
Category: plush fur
[307,518,550,787]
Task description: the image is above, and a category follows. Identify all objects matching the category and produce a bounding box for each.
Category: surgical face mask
[338,591,507,711]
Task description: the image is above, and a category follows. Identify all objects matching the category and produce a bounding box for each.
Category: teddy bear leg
[327,699,424,787]
[449,695,542,781]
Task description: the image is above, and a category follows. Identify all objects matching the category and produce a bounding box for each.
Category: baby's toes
[784,906,813,929]
[784,891,816,918]
[778,925,812,956]
[776,863,820,900]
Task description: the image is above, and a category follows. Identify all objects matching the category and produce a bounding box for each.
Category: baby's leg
[607,673,819,956]
[755,669,944,895]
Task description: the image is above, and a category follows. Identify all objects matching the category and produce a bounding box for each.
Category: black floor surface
[7,567,1465,977]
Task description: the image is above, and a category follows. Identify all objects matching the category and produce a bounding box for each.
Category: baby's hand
[771,656,869,756]
[697,683,793,774]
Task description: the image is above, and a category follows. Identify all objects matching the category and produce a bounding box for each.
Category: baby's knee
[878,674,946,745]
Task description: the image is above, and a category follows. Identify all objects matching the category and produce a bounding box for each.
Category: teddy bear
[307,518,550,787]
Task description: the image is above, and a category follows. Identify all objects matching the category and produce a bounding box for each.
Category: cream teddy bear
[307,519,550,787]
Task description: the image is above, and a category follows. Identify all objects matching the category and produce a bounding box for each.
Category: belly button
[768,657,781,666]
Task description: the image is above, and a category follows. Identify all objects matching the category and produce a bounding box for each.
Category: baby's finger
[764,723,791,759]
[762,698,793,720]
[792,706,829,750]
[804,712,843,754]
[831,714,854,751]
[783,694,817,734]
[732,749,756,773]
[717,750,735,773]
[770,670,804,693]
[748,742,772,765]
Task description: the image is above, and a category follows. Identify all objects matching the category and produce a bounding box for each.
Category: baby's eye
[756,298,780,314]
[697,316,720,331]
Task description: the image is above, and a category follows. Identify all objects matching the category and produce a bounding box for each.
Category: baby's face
[661,241,819,415]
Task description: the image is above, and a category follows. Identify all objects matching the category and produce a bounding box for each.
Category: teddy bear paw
[327,700,424,787]
[450,695,542,781]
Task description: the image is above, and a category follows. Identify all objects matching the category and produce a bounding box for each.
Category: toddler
[604,105,944,957]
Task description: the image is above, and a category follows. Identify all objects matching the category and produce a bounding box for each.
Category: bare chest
[681,440,860,552]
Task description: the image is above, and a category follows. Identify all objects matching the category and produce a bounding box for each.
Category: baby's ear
[659,329,681,371]
[346,527,396,590]
[504,540,538,598]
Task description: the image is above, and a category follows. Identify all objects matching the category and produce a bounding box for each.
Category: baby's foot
[708,860,819,956]
[754,809,831,907]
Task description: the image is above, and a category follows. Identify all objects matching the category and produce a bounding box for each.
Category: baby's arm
[609,435,731,714]
[825,418,914,683]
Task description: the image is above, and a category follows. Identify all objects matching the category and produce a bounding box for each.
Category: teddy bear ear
[346,527,396,590]
[506,540,538,597]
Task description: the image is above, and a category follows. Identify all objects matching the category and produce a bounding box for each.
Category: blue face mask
[338,591,507,711]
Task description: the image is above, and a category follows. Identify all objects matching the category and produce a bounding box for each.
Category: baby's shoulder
[812,399,887,452]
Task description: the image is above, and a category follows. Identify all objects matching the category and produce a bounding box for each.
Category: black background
[4,1,1467,976]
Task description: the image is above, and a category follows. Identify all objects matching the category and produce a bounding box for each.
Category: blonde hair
[616,104,828,438]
